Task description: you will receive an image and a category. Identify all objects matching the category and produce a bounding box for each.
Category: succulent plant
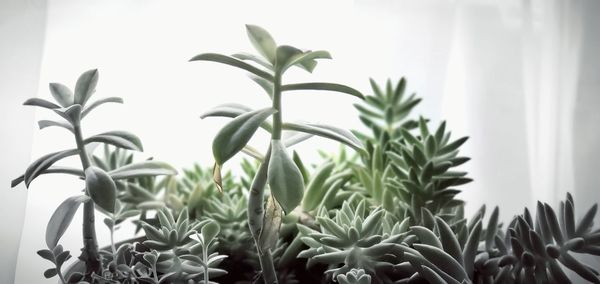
[11,69,177,282]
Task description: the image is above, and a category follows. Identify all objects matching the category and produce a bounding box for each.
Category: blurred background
[1,0,599,282]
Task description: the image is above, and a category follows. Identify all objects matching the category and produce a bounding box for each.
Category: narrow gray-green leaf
[436,216,464,266]
[46,195,89,249]
[268,140,304,214]
[302,162,335,212]
[282,122,364,153]
[23,149,79,187]
[109,161,177,180]
[284,50,331,73]
[23,98,61,109]
[413,244,469,282]
[85,166,117,213]
[212,107,277,165]
[49,83,73,107]
[81,97,123,118]
[232,52,274,70]
[463,220,482,279]
[84,130,143,151]
[74,69,99,106]
[281,82,364,100]
[189,53,274,81]
[38,120,74,133]
[245,25,277,64]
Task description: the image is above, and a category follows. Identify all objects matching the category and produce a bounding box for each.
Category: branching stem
[73,121,101,278]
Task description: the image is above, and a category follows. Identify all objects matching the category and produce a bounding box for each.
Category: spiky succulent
[298,200,405,282]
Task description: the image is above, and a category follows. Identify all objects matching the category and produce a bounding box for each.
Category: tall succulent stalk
[12,69,177,282]
[191,25,364,283]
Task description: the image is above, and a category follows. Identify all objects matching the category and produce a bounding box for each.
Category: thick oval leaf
[189,53,274,81]
[201,220,220,244]
[74,69,99,106]
[49,83,73,107]
[46,195,89,249]
[85,166,117,213]
[23,98,60,109]
[81,97,123,118]
[267,140,304,214]
[245,24,277,64]
[84,130,143,151]
[23,149,79,187]
[212,107,277,165]
[281,82,364,100]
[109,161,177,180]
[38,120,74,133]
[282,122,364,153]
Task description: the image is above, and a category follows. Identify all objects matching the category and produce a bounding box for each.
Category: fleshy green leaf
[275,45,303,71]
[109,161,177,180]
[302,162,335,212]
[284,50,331,73]
[81,97,123,118]
[46,195,89,249]
[281,82,364,100]
[189,53,274,81]
[38,120,74,133]
[84,130,143,151]
[85,166,117,213]
[212,107,277,165]
[268,140,304,214]
[22,149,79,187]
[23,98,60,109]
[201,220,220,244]
[245,24,277,64]
[74,69,99,106]
[49,83,73,107]
[282,122,364,153]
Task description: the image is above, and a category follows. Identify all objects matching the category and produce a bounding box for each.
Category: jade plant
[8,25,600,284]
[190,25,365,283]
[11,70,177,282]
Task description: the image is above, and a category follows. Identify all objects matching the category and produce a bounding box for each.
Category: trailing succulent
[10,25,600,284]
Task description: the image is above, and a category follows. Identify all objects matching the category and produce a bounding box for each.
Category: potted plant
[11,25,600,284]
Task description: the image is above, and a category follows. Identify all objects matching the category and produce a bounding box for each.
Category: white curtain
[2,0,599,282]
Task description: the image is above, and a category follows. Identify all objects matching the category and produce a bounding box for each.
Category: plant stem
[73,122,101,278]
[247,147,278,284]
[272,72,282,140]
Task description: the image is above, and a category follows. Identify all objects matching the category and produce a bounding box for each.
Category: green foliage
[11,69,177,282]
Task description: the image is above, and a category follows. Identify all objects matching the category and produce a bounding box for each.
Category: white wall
[0,0,47,283]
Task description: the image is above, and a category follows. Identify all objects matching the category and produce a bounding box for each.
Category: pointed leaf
[23,98,60,109]
[189,53,274,81]
[22,149,79,187]
[74,69,99,106]
[85,166,117,213]
[212,107,277,165]
[268,140,304,214]
[81,97,123,118]
[109,161,177,180]
[245,24,277,64]
[46,195,89,249]
[281,82,364,100]
[38,120,74,133]
[282,122,364,153]
[84,130,143,151]
[49,83,73,107]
